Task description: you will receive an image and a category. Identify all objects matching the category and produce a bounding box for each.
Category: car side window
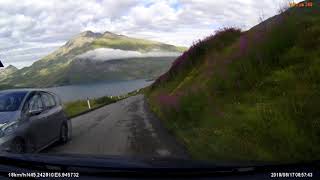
[48,94,57,107]
[28,94,44,112]
[41,93,56,109]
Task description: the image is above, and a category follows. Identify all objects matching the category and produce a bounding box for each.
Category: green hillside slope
[0,65,18,81]
[147,1,320,162]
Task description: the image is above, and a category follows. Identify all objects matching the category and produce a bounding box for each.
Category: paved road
[44,95,189,159]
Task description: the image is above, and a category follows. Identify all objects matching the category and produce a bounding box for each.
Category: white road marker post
[87,97,91,109]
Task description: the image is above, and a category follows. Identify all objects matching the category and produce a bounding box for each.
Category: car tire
[59,123,69,144]
[10,138,25,153]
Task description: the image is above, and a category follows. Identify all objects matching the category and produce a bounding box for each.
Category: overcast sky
[0,0,302,69]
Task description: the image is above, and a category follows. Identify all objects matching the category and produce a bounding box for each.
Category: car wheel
[11,139,25,153]
[59,123,69,144]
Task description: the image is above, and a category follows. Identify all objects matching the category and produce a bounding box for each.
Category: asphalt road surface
[44,95,189,159]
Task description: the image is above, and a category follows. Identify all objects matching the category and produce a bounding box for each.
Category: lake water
[44,79,153,103]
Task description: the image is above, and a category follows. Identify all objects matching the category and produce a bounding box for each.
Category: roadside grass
[147,3,320,163]
[63,89,142,118]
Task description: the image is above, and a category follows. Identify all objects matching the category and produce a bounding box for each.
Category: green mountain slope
[0,65,18,81]
[147,0,320,162]
[0,31,186,88]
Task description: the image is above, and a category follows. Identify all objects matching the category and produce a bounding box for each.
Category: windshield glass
[0,92,26,112]
[0,0,319,176]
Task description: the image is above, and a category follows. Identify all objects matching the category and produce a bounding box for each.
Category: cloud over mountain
[76,48,181,61]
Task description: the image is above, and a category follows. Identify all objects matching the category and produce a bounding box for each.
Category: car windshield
[0,92,26,112]
[0,0,319,178]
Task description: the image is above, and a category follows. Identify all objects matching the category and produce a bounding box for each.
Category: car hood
[0,111,19,125]
[0,154,318,178]
[0,153,286,169]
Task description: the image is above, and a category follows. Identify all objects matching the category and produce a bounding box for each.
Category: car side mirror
[27,108,43,116]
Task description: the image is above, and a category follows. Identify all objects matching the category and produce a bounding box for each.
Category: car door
[25,93,50,150]
[40,92,61,141]
[50,93,65,138]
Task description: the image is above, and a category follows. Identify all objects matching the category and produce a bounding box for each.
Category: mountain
[0,31,186,88]
[147,0,320,162]
[0,65,18,81]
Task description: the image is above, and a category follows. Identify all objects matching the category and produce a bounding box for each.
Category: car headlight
[0,122,19,137]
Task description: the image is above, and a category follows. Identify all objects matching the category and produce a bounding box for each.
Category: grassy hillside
[92,32,186,52]
[147,0,320,163]
[0,65,18,81]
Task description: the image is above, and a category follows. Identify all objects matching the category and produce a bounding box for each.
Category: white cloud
[0,0,303,68]
[76,48,181,61]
